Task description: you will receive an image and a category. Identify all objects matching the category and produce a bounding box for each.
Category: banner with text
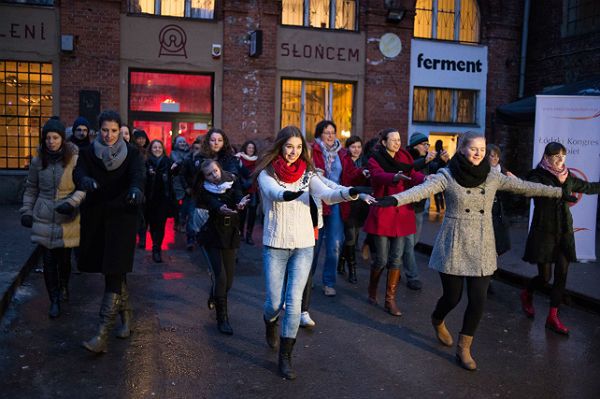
[533,95,600,261]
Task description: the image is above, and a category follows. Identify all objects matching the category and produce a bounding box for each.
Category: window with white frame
[129,0,215,19]
[413,86,477,125]
[563,0,600,36]
[282,0,357,31]
[281,79,354,142]
[414,0,480,43]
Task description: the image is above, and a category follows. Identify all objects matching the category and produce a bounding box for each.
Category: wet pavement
[1,222,600,398]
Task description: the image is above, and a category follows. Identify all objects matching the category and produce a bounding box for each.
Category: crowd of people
[20,113,598,379]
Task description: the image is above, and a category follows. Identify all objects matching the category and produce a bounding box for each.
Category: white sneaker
[300,311,316,328]
[323,286,337,297]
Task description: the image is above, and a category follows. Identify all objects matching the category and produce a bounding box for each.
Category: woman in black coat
[521,142,600,335]
[74,110,145,353]
[145,139,179,263]
[193,159,249,335]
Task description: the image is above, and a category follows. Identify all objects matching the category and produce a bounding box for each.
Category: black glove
[561,187,577,203]
[21,214,33,228]
[282,191,303,202]
[125,188,145,206]
[349,186,373,196]
[79,177,98,192]
[374,196,398,207]
[55,202,75,215]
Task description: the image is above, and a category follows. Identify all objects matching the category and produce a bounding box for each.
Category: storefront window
[0,61,52,169]
[282,0,357,31]
[414,0,480,43]
[412,86,477,125]
[129,0,215,19]
[281,79,354,142]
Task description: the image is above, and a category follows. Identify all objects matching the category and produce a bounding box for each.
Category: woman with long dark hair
[376,131,571,370]
[75,110,145,353]
[236,140,259,245]
[200,128,240,176]
[255,125,366,380]
[520,142,600,335]
[145,139,179,263]
[21,117,85,318]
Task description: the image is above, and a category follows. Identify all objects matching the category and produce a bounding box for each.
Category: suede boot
[368,268,384,305]
[432,317,453,346]
[116,281,132,339]
[215,297,233,335]
[347,245,357,284]
[384,269,402,316]
[264,316,279,349]
[278,337,297,380]
[456,334,477,370]
[83,292,121,353]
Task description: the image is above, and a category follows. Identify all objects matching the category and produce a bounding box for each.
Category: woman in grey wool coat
[376,131,575,371]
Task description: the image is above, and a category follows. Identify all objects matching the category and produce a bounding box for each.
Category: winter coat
[391,168,562,277]
[491,167,512,256]
[523,167,600,263]
[20,143,85,249]
[363,149,425,237]
[73,144,145,274]
[145,156,178,220]
[170,148,189,200]
[340,152,369,226]
[199,177,244,249]
[312,142,345,216]
[258,169,356,249]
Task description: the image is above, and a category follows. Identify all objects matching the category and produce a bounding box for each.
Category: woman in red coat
[364,128,424,316]
[339,136,370,283]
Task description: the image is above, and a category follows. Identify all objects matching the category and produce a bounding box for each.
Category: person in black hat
[70,116,91,149]
[20,117,85,318]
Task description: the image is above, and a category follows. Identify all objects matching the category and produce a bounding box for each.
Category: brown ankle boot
[431,317,453,346]
[368,268,384,305]
[456,334,477,371]
[384,269,402,316]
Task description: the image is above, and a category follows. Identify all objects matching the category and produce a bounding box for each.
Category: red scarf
[272,155,307,183]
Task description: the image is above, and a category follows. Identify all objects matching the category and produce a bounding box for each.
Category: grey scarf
[315,138,342,177]
[94,134,128,171]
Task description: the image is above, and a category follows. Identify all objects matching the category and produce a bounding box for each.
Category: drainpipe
[518,0,531,98]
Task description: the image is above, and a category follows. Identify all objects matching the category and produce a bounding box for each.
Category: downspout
[518,0,531,98]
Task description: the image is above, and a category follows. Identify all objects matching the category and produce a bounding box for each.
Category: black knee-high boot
[42,249,60,318]
[347,245,357,284]
[58,250,71,302]
[278,337,297,380]
[82,292,121,353]
[215,297,233,335]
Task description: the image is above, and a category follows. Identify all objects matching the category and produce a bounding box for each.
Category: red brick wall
[221,0,279,149]
[59,0,121,127]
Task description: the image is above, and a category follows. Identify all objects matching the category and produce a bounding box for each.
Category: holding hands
[374,196,398,207]
[282,191,304,202]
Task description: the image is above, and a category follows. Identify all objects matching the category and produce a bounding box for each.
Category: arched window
[414,0,480,43]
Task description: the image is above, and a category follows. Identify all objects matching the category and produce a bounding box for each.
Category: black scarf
[371,146,413,173]
[448,152,490,188]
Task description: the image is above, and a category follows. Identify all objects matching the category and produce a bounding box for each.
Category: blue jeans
[263,246,314,338]
[401,234,420,281]
[313,204,344,288]
[372,235,408,271]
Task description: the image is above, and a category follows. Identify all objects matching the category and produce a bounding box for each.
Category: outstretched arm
[497,173,562,198]
[390,172,448,206]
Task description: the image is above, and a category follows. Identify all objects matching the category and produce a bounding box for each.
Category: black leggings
[432,272,491,336]
[105,274,126,295]
[42,247,72,294]
[148,214,167,250]
[205,247,236,298]
[527,252,569,308]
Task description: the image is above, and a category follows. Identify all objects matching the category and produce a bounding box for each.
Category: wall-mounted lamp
[384,0,407,23]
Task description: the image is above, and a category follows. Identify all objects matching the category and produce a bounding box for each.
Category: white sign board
[533,95,600,261]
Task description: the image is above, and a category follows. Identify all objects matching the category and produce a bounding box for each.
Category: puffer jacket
[20,143,86,249]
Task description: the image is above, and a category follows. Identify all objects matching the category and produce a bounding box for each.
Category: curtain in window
[433,89,452,122]
[130,0,154,13]
[456,90,476,123]
[414,0,433,39]
[310,0,330,29]
[459,0,480,43]
[332,82,354,137]
[190,0,214,19]
[412,87,429,122]
[161,0,185,17]
[304,81,328,141]
[281,80,302,130]
[282,0,304,26]
[436,0,455,41]
[335,0,356,30]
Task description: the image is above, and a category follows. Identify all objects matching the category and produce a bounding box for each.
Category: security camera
[212,44,222,58]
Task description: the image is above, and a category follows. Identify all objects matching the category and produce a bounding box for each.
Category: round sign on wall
[379,33,402,58]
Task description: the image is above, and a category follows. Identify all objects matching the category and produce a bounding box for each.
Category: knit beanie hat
[175,136,187,145]
[73,116,91,132]
[408,132,428,147]
[42,116,66,140]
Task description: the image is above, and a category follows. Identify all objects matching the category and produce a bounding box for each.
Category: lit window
[282,0,357,31]
[563,0,600,36]
[412,86,477,125]
[281,79,354,142]
[414,0,480,43]
[0,61,52,169]
[129,0,215,19]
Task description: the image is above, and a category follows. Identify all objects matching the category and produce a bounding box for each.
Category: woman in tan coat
[20,117,85,318]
